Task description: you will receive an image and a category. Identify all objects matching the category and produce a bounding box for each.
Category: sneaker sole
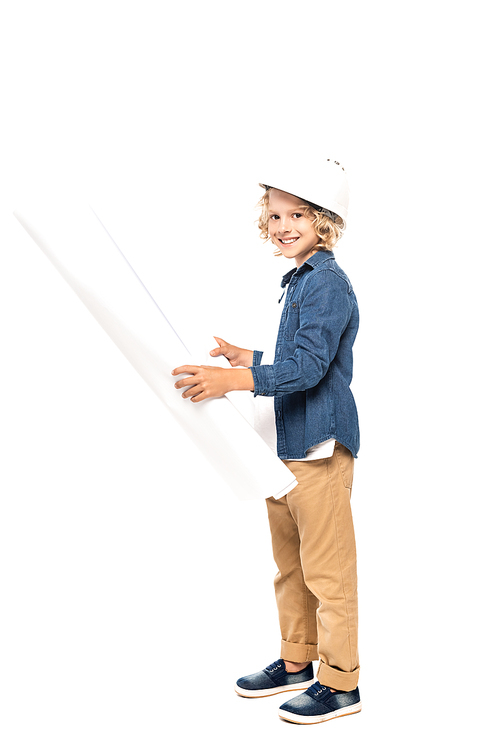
[234,678,316,699]
[278,701,362,724]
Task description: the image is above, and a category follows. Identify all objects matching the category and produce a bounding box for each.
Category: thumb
[210,336,225,356]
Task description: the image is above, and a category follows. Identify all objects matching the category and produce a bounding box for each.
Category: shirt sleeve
[253,350,264,366]
[250,270,352,397]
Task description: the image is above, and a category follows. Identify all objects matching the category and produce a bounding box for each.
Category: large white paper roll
[13,197,297,501]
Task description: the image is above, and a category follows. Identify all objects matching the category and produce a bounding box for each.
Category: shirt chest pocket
[284,301,300,341]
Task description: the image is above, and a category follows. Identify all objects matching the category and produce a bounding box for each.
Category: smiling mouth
[279,237,299,245]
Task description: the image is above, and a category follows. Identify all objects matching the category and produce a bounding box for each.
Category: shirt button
[292,302,297,308]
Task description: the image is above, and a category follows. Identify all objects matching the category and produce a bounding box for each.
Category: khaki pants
[265,442,360,692]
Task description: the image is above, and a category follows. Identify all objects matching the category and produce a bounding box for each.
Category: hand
[210,337,253,368]
[172,364,254,403]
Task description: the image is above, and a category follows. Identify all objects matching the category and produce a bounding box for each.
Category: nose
[279,215,291,233]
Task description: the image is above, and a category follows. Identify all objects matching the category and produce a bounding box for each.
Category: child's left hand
[172,365,254,403]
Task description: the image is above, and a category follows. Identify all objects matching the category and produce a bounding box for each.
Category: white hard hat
[260,159,349,222]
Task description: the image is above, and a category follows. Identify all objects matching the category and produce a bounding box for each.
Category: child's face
[268,189,319,267]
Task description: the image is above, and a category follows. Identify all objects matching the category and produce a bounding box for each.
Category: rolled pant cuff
[317,661,360,692]
[280,640,319,663]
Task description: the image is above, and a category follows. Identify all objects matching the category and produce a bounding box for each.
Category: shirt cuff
[249,363,276,397]
[253,350,263,366]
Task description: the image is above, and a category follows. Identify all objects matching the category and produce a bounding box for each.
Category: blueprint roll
[13,196,297,502]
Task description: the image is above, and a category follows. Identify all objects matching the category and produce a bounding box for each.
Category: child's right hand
[210,337,254,368]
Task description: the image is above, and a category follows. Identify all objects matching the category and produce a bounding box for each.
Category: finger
[174,375,199,389]
[172,365,200,377]
[183,385,204,399]
[190,390,209,403]
[211,337,228,354]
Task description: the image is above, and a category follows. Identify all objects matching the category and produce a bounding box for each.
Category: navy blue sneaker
[278,681,362,724]
[235,659,315,698]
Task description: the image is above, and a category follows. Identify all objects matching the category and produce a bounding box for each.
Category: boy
[172,160,361,724]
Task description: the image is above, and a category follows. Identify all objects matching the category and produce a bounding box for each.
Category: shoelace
[265,659,284,674]
[306,681,329,697]
[306,681,347,698]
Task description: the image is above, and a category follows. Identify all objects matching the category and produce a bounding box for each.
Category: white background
[1,1,498,746]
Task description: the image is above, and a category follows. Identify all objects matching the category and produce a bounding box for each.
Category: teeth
[281,238,298,244]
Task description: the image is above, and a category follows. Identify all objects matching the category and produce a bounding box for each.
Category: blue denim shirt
[250,250,360,459]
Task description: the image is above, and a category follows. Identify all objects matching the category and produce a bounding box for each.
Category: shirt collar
[280,250,334,288]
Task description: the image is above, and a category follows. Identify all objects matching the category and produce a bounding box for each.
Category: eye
[270,214,280,220]
[292,212,303,218]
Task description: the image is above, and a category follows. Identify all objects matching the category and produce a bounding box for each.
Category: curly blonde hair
[257,188,345,256]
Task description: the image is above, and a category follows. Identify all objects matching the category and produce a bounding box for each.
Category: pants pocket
[334,441,354,489]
